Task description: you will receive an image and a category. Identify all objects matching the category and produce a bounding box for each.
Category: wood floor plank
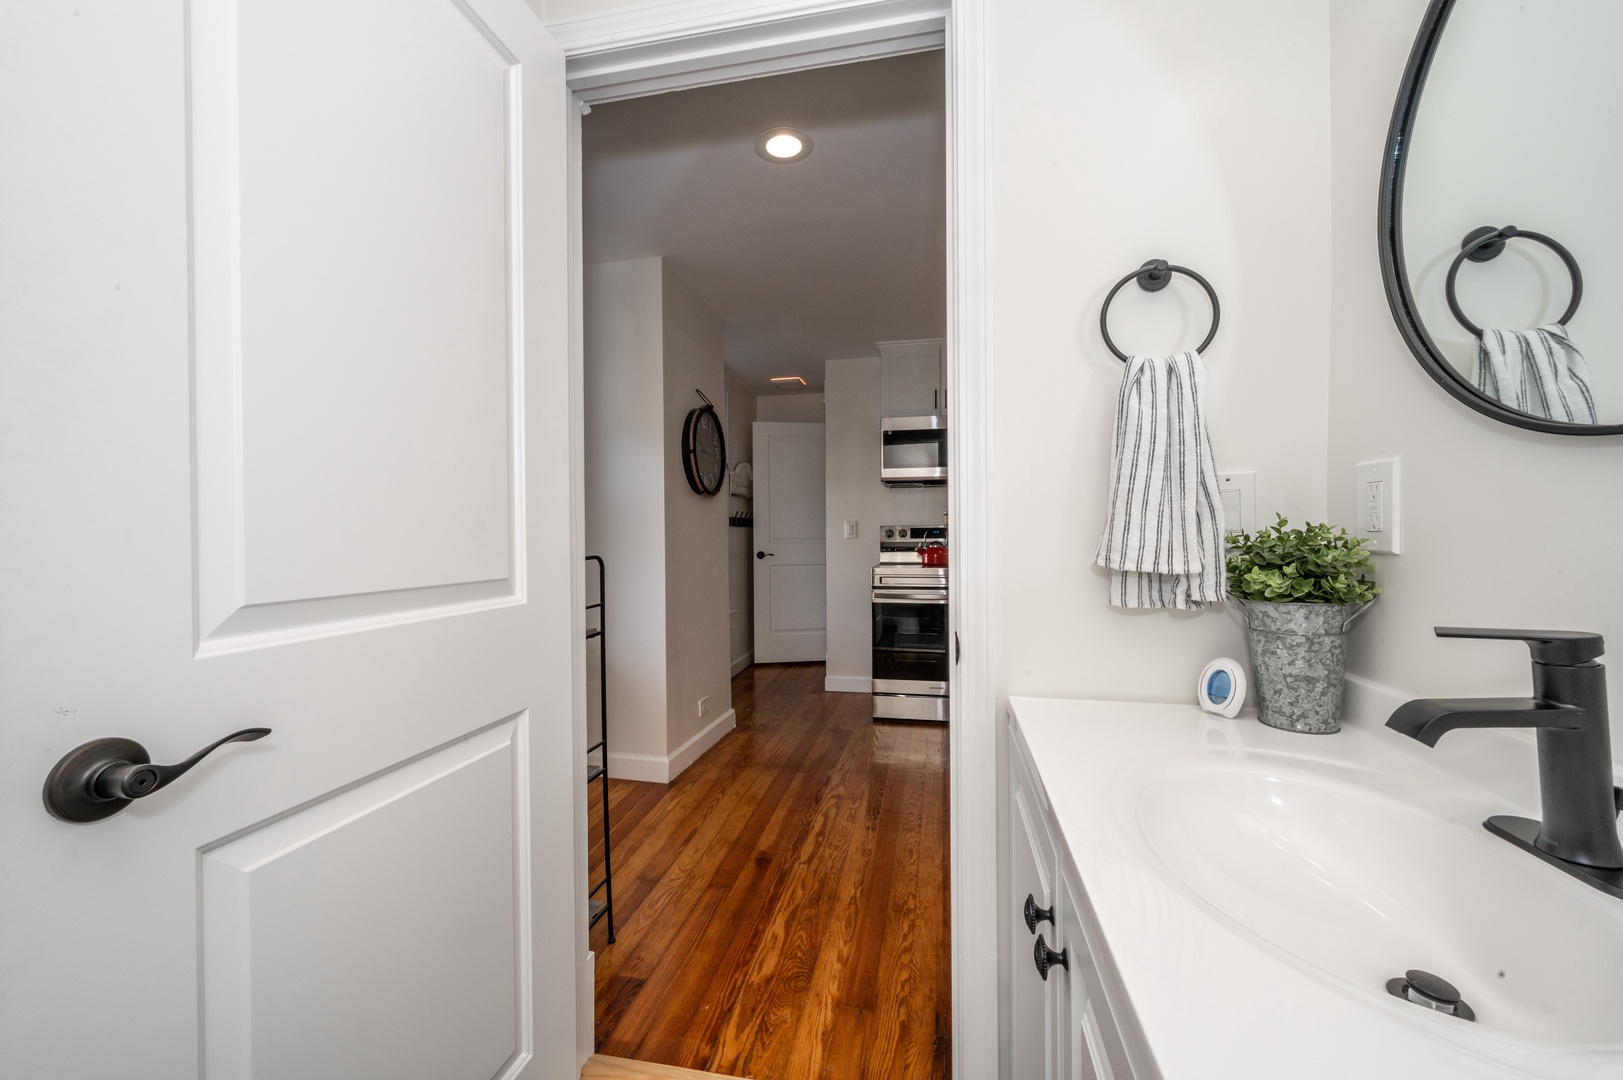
[610,714,843,1058]
[584,1054,743,1079]
[591,664,950,1079]
[600,669,849,1058]
[714,728,873,1077]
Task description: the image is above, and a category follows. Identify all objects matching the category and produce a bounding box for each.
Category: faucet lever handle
[1435,627,1605,666]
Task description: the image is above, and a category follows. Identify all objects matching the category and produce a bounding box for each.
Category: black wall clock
[681,391,727,496]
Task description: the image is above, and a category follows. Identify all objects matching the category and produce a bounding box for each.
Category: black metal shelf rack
[586,555,615,942]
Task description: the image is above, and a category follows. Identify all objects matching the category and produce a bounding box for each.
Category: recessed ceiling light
[754,127,813,164]
[770,376,808,386]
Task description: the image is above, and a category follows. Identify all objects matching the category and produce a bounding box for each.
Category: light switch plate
[843,519,858,539]
[1355,458,1400,554]
[1216,470,1256,536]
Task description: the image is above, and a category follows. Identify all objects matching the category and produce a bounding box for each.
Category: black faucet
[1387,627,1623,898]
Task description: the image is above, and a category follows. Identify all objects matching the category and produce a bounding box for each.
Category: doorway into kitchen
[580,50,951,1078]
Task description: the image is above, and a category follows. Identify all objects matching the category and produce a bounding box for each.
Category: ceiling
[582,50,946,393]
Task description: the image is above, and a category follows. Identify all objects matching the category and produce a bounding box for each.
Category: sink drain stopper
[1386,969,1476,1022]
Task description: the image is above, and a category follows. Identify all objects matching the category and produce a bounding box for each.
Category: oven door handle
[873,591,949,604]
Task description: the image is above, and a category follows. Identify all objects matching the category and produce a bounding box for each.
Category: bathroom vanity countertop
[1010,689,1623,1080]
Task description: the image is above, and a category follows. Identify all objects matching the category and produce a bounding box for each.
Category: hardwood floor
[587,663,951,1080]
[583,1054,742,1079]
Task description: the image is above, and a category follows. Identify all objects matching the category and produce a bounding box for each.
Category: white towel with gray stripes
[1474,324,1597,424]
[1094,352,1227,610]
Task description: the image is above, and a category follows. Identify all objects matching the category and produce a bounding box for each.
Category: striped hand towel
[1093,352,1227,610]
[1474,323,1597,424]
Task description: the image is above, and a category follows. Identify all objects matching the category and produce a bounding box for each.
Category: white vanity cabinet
[878,338,946,415]
[1010,720,1153,1080]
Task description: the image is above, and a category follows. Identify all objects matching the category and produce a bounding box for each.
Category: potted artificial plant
[1227,516,1379,734]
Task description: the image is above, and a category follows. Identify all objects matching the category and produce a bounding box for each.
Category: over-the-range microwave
[881,414,946,486]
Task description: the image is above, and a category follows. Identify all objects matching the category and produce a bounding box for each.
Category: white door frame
[558,2,994,1076]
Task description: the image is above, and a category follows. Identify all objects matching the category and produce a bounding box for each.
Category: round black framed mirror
[1379,0,1623,435]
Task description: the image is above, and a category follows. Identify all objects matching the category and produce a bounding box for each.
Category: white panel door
[751,422,827,664]
[0,2,578,1078]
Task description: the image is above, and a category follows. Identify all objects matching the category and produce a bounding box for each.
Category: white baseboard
[730,650,754,677]
[668,707,736,780]
[606,707,737,784]
[604,750,673,784]
[824,675,872,694]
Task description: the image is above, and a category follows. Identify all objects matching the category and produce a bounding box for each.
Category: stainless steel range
[872,524,948,723]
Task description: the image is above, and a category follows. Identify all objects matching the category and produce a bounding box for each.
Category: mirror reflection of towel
[1474,324,1597,423]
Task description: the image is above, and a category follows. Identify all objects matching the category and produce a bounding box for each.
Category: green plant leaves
[1225,514,1380,605]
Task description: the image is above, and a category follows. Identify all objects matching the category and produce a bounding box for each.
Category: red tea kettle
[919,542,949,568]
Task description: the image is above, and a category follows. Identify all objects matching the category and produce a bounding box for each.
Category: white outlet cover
[1355,458,1400,554]
[1216,470,1256,536]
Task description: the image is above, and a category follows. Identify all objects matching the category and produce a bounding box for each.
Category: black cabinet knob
[43,727,271,823]
[1023,893,1053,934]
[1034,934,1069,981]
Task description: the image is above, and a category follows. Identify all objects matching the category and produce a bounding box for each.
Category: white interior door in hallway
[0,1,581,1077]
[751,422,828,663]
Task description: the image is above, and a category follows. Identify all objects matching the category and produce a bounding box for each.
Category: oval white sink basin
[1134,755,1623,1046]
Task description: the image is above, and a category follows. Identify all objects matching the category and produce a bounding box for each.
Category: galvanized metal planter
[1234,598,1375,734]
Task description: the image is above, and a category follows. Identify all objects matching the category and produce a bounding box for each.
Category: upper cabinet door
[880,338,946,415]
[0,1,578,1076]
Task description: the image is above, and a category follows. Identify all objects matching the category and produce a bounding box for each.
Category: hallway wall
[583,258,667,768]
[584,257,735,782]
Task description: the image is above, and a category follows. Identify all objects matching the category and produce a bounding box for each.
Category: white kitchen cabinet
[878,338,945,415]
[1010,722,1152,1080]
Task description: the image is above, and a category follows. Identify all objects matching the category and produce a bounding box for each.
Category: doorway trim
[558,2,994,1076]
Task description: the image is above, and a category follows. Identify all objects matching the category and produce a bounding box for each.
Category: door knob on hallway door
[43,727,271,823]
[757,551,774,559]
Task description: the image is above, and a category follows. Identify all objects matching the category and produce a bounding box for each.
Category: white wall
[824,356,948,691]
[990,0,1333,708]
[756,391,826,423]
[661,265,735,754]
[584,258,667,765]
[1328,0,1623,763]
[585,258,735,781]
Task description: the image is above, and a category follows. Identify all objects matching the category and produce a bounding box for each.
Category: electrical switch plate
[1355,458,1400,554]
[1216,470,1256,536]
[698,695,710,718]
[843,519,858,540]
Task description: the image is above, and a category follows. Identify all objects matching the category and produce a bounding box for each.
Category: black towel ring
[1445,225,1582,338]
[1099,259,1221,362]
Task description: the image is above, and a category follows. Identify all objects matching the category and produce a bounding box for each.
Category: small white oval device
[1197,658,1247,718]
